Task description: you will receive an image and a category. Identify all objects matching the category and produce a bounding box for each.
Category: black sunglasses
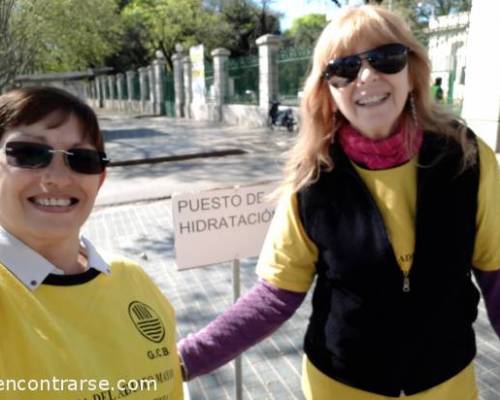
[3,141,109,174]
[324,43,409,88]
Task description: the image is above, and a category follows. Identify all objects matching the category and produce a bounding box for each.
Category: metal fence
[277,47,313,106]
[103,81,110,100]
[205,61,214,102]
[132,74,141,100]
[120,77,128,100]
[225,55,259,105]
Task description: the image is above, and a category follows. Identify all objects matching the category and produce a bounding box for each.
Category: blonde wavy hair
[282,5,475,194]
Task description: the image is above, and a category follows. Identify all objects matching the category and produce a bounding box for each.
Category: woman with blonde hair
[178,5,500,399]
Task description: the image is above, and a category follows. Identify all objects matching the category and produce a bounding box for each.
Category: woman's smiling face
[328,40,412,140]
[0,112,105,246]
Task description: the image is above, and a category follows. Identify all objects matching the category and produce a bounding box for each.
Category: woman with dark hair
[0,86,183,400]
[178,5,500,400]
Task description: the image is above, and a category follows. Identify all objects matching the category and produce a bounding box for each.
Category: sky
[271,0,364,31]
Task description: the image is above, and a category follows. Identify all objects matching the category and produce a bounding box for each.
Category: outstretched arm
[472,140,500,340]
[177,280,306,380]
[474,268,500,339]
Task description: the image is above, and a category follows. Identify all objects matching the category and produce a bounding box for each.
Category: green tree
[1,0,23,89]
[0,0,49,90]
[123,0,232,70]
[105,11,152,73]
[216,0,281,57]
[0,0,123,90]
[284,13,328,48]
[33,0,123,72]
[120,0,281,69]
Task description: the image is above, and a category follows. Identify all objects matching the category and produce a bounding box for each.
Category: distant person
[0,87,183,399]
[431,76,444,102]
[178,5,500,400]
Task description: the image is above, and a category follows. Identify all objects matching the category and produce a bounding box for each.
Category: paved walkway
[87,111,500,400]
[96,113,294,207]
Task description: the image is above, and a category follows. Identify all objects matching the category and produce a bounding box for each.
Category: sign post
[172,182,277,399]
[232,258,242,400]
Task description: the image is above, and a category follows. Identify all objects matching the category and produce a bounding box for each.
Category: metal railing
[277,47,312,106]
[225,55,259,105]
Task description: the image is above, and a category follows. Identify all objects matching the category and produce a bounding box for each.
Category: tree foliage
[0,0,48,90]
[122,0,232,70]
[34,0,123,72]
[1,0,473,87]
[120,0,280,69]
[283,14,328,48]
[215,0,280,57]
[0,0,122,90]
[104,9,152,73]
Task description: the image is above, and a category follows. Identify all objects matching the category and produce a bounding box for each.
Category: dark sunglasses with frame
[2,141,109,175]
[323,43,409,89]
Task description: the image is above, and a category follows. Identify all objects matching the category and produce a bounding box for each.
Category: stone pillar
[462,0,500,150]
[211,48,230,121]
[89,81,95,100]
[256,34,280,110]
[126,71,136,101]
[107,75,116,108]
[147,65,155,104]
[138,67,148,113]
[83,81,90,101]
[116,73,125,110]
[182,56,192,119]
[172,53,184,118]
[152,55,167,115]
[94,78,103,107]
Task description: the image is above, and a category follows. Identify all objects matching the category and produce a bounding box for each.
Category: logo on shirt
[128,301,165,343]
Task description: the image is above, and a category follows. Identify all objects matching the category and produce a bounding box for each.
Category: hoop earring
[409,92,418,127]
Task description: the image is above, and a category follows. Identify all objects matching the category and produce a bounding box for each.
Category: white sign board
[173,183,277,270]
[190,44,206,104]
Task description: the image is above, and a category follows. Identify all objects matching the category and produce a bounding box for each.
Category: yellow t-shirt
[257,138,500,400]
[0,257,183,400]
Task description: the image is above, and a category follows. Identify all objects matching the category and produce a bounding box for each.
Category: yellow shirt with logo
[0,257,183,400]
[257,138,500,400]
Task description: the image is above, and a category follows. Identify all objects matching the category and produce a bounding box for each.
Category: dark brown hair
[0,86,104,151]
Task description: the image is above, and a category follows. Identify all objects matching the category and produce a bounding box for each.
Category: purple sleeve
[177,280,306,380]
[474,268,500,339]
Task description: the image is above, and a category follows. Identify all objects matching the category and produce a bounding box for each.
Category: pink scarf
[338,124,423,170]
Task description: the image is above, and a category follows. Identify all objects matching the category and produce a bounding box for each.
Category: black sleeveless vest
[298,132,480,396]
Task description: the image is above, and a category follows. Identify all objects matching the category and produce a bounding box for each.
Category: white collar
[0,226,111,290]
